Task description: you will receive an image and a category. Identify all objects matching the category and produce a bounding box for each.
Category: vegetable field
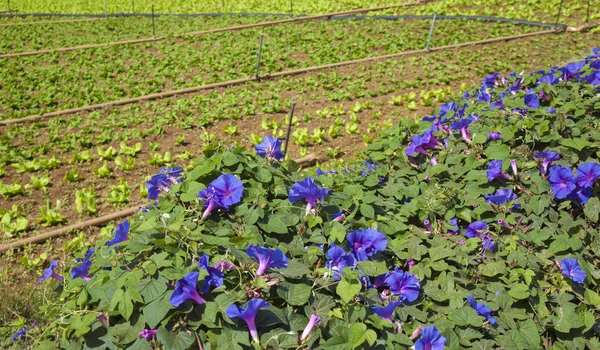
[1,0,600,349]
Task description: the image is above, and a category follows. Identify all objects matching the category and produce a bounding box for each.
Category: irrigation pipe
[0,9,17,14]
[0,17,100,27]
[0,2,428,59]
[0,29,559,126]
[566,21,600,32]
[0,153,326,253]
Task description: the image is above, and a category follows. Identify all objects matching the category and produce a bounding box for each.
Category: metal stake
[555,0,564,30]
[132,0,134,13]
[151,4,156,38]
[290,0,294,17]
[7,0,10,11]
[425,12,437,52]
[104,0,107,18]
[284,101,296,157]
[255,33,264,81]
[586,0,590,23]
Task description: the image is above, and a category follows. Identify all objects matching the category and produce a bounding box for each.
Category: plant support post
[290,0,294,17]
[151,4,155,38]
[131,0,134,13]
[586,0,590,23]
[255,33,264,81]
[555,0,564,29]
[425,12,437,52]
[7,0,9,11]
[284,101,296,157]
[104,0,107,18]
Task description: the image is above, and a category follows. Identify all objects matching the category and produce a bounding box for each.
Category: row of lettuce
[8,48,600,349]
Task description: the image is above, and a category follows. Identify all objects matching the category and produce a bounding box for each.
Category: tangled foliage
[15,49,600,349]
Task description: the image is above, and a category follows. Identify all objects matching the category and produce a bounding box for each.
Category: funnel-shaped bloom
[466,296,496,324]
[39,260,63,282]
[576,162,600,188]
[71,258,92,281]
[414,325,446,350]
[448,218,459,235]
[246,245,288,276]
[139,329,157,340]
[561,258,586,283]
[255,135,285,160]
[347,229,387,262]
[106,220,130,247]
[325,243,357,280]
[524,92,540,109]
[405,128,440,157]
[487,160,509,182]
[465,221,488,239]
[534,151,560,175]
[226,298,270,343]
[12,328,27,341]
[198,174,244,218]
[197,255,224,293]
[384,268,420,302]
[146,167,184,200]
[450,117,475,144]
[549,166,577,199]
[170,271,206,307]
[288,178,330,215]
[484,189,518,205]
[487,132,502,141]
[370,300,401,323]
[300,314,321,342]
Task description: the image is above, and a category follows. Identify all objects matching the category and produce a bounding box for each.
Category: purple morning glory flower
[539,73,559,85]
[255,135,284,160]
[332,210,346,222]
[215,260,236,272]
[106,220,130,247]
[466,296,496,324]
[567,186,593,205]
[576,162,600,188]
[71,258,93,281]
[12,328,27,341]
[534,150,561,175]
[450,116,475,144]
[524,92,540,109]
[325,243,357,280]
[482,72,499,88]
[139,329,157,339]
[487,160,509,182]
[246,245,288,276]
[465,221,488,239]
[197,255,224,293]
[405,127,440,157]
[198,174,244,218]
[370,300,401,323]
[448,218,459,234]
[383,268,421,302]
[414,325,446,350]
[288,177,330,215]
[484,189,518,205]
[482,234,496,254]
[549,166,577,199]
[477,86,491,103]
[300,314,321,342]
[146,167,184,200]
[561,258,586,283]
[170,271,206,307]
[226,298,270,343]
[347,228,387,261]
[487,132,502,141]
[510,159,518,176]
[39,260,63,282]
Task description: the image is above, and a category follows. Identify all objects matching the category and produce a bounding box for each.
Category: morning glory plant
[465,221,488,239]
[383,268,421,302]
[299,314,321,343]
[576,162,600,188]
[347,228,387,261]
[548,166,577,199]
[486,160,509,182]
[198,174,244,219]
[466,295,496,324]
[226,298,270,343]
[484,189,518,206]
[524,90,540,108]
[197,255,224,293]
[70,258,92,281]
[246,245,289,276]
[450,116,475,144]
[255,135,285,160]
[325,243,357,280]
[106,220,130,247]
[146,167,184,200]
[370,300,401,323]
[414,325,446,350]
[170,271,206,307]
[288,177,330,215]
[38,260,63,282]
[534,150,560,175]
[560,258,586,284]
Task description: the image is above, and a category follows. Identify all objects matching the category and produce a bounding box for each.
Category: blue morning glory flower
[561,258,586,283]
[539,73,559,85]
[325,243,357,280]
[524,92,540,109]
[246,245,288,276]
[482,235,496,255]
[477,85,491,103]
[170,271,206,307]
[487,160,509,182]
[12,328,27,341]
[384,269,421,302]
[448,218,459,235]
[546,108,557,114]
[226,298,270,343]
[482,72,499,88]
[484,189,518,205]
[255,135,285,160]
[414,325,446,350]
[567,186,593,205]
[197,255,224,293]
[576,162,600,188]
[548,166,577,199]
[347,228,387,261]
[450,116,475,144]
[487,132,502,141]
[465,221,488,239]
[198,174,244,218]
[288,177,330,215]
[106,220,130,247]
[466,296,496,324]
[534,150,561,175]
[146,167,184,200]
[71,257,93,281]
[299,314,321,342]
[39,260,63,282]
[370,300,401,323]
[406,127,440,157]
